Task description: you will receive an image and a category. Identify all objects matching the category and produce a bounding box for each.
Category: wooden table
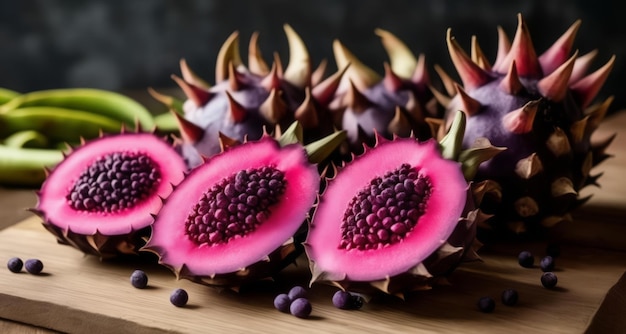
[1,111,625,334]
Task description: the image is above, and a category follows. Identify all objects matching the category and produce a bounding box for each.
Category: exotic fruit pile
[435,14,615,236]
[24,13,617,303]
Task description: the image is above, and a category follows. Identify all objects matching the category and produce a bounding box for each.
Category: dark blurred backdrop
[0,0,623,113]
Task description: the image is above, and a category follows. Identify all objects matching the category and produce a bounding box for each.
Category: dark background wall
[0,0,623,113]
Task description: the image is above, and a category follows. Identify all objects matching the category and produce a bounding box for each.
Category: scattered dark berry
[332,290,364,310]
[350,294,364,310]
[501,289,519,306]
[288,285,307,301]
[546,243,561,258]
[7,257,23,273]
[273,293,291,313]
[332,291,352,309]
[541,272,558,289]
[540,256,555,272]
[24,259,43,275]
[477,296,495,313]
[170,288,189,307]
[290,297,312,318]
[517,251,534,268]
[130,270,148,289]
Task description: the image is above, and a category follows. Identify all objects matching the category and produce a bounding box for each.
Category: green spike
[439,110,466,161]
[277,121,303,147]
[458,138,506,180]
[305,130,347,164]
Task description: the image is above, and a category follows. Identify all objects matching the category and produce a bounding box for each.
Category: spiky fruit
[305,112,497,297]
[153,25,346,168]
[438,14,616,235]
[35,132,186,259]
[328,29,437,151]
[143,135,320,289]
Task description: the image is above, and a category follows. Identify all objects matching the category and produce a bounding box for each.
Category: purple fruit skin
[130,270,148,289]
[287,285,307,301]
[273,293,291,313]
[170,288,189,307]
[24,259,43,275]
[289,298,312,318]
[7,257,23,273]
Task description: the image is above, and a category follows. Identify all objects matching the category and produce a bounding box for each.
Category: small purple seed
[477,296,495,313]
[518,251,534,268]
[273,293,291,313]
[288,286,307,301]
[332,291,352,310]
[130,270,148,289]
[289,298,312,318]
[7,257,23,273]
[170,288,189,307]
[541,272,558,289]
[540,256,555,272]
[501,289,519,306]
[24,259,43,275]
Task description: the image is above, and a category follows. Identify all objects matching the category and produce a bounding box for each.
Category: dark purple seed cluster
[540,256,555,272]
[340,163,431,250]
[184,166,286,246]
[130,269,148,289]
[67,152,161,213]
[24,259,43,275]
[170,288,189,307]
[332,290,364,310]
[477,296,496,313]
[274,286,312,318]
[501,288,519,306]
[517,250,534,268]
[7,257,23,273]
[541,272,558,289]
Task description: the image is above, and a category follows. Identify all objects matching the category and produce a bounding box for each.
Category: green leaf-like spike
[458,138,506,181]
[305,130,347,164]
[439,110,466,161]
[277,121,304,147]
[277,120,346,164]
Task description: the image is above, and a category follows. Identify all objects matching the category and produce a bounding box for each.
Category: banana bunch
[0,87,156,187]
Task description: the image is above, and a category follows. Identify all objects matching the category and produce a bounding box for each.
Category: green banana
[0,145,63,187]
[2,130,49,148]
[0,88,19,105]
[0,88,155,131]
[0,106,124,144]
[154,111,180,134]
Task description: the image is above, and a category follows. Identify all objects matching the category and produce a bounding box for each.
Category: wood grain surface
[0,111,625,333]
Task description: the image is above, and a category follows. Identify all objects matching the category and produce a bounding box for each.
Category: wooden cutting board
[0,216,624,334]
[1,111,625,334]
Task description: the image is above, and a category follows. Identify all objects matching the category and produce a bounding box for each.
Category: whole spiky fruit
[329,29,437,152]
[152,25,345,168]
[437,14,615,236]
